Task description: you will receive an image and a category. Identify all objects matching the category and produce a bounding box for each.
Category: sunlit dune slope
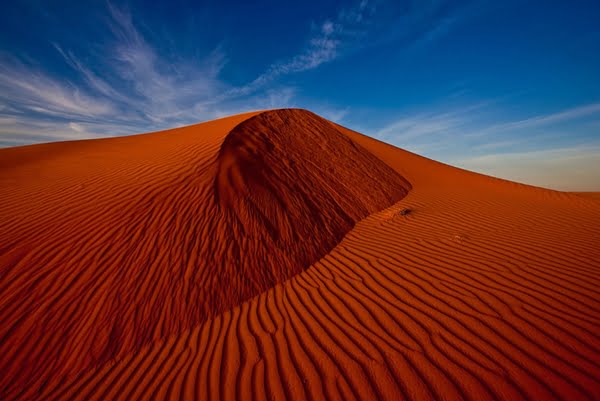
[0,109,409,400]
[1,109,599,401]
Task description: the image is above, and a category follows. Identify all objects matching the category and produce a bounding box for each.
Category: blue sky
[1,0,599,190]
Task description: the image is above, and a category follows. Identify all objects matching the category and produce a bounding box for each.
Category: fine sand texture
[572,192,600,201]
[1,109,599,401]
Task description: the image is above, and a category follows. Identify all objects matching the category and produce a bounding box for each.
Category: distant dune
[1,109,599,401]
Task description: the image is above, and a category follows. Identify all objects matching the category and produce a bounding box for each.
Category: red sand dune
[0,109,599,401]
[572,192,600,201]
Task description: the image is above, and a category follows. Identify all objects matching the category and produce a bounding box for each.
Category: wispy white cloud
[0,2,233,147]
[471,103,600,136]
[1,1,378,147]
[371,99,600,190]
[378,112,466,142]
[102,3,228,124]
[1,0,480,147]
[376,101,491,143]
[317,106,350,123]
[0,58,116,119]
[377,100,600,151]
[0,113,143,144]
[279,0,375,72]
[225,0,377,98]
[54,45,121,100]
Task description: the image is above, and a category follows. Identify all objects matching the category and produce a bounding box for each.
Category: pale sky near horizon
[1,0,599,190]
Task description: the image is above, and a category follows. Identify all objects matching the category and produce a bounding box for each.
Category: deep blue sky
[1,0,599,189]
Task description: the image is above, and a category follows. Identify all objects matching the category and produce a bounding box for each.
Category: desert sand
[572,192,600,201]
[0,109,599,401]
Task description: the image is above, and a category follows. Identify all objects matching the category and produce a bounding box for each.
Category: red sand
[1,109,599,401]
[572,192,600,201]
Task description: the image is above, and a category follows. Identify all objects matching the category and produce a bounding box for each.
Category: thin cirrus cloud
[377,101,600,153]
[0,0,376,148]
[273,0,374,73]
[0,0,473,147]
[0,60,115,120]
[471,103,600,136]
[220,0,377,99]
[374,100,600,190]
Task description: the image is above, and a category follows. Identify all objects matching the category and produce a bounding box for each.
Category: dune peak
[211,109,411,294]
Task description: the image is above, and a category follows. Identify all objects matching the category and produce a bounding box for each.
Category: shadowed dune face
[0,109,410,399]
[214,110,411,294]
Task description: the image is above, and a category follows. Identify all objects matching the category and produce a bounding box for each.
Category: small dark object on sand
[399,208,411,216]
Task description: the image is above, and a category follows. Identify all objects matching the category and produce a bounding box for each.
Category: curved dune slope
[1,109,600,401]
[214,110,410,298]
[0,109,409,400]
